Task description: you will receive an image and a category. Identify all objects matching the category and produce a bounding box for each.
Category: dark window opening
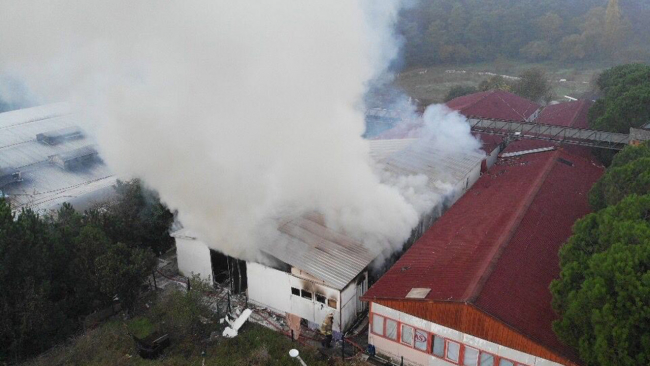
[210,249,247,294]
[301,289,312,300]
[316,294,326,303]
[291,287,300,296]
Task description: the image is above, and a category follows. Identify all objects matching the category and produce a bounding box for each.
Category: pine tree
[604,0,623,55]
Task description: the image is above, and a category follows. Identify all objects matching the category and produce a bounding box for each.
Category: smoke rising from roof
[0,1,480,260]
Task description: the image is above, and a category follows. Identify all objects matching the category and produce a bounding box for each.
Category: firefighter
[320,313,334,348]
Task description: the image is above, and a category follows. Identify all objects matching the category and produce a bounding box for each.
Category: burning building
[173,135,487,333]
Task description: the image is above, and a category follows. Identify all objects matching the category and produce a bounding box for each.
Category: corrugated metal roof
[446,90,541,122]
[363,140,604,363]
[262,214,377,290]
[534,100,592,128]
[375,139,485,192]
[0,104,115,213]
[259,140,485,289]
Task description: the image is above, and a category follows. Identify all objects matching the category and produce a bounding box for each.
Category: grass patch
[22,286,347,366]
[128,317,155,339]
[396,61,605,103]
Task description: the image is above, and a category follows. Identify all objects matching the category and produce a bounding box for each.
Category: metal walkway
[468,117,632,150]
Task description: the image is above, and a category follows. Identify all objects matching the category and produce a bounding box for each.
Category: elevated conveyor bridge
[468,117,638,150]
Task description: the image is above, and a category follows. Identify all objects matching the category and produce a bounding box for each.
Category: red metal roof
[446,90,541,122]
[363,139,604,361]
[535,100,592,128]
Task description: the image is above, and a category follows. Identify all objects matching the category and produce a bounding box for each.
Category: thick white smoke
[0,1,480,260]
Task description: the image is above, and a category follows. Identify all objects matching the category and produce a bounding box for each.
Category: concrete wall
[369,303,564,366]
[247,262,366,332]
[175,237,213,281]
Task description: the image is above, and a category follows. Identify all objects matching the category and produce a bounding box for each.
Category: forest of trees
[0,180,174,363]
[397,0,650,68]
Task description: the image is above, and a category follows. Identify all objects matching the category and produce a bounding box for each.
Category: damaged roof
[259,139,485,289]
[262,213,378,290]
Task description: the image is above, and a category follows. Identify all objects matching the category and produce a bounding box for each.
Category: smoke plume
[0,1,480,260]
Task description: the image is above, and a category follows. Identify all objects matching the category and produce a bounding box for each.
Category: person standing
[320,313,334,348]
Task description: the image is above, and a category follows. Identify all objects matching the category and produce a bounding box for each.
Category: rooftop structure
[0,104,115,213]
[363,140,604,365]
[446,90,541,122]
[534,100,592,128]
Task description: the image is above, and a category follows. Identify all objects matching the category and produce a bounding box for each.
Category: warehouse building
[0,104,115,213]
[173,137,486,333]
[361,94,604,366]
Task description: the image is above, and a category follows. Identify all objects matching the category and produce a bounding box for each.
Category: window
[327,298,337,309]
[371,314,384,336]
[385,318,398,340]
[301,289,312,300]
[400,324,414,346]
[446,340,460,363]
[479,353,495,366]
[498,360,514,366]
[432,335,445,357]
[315,294,326,304]
[291,287,300,296]
[463,346,479,366]
[414,329,428,351]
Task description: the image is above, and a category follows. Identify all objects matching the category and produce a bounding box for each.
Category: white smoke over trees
[0,0,480,260]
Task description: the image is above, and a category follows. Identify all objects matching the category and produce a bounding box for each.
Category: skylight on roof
[406,288,431,299]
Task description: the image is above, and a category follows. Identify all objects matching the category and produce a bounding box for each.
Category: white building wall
[449,160,482,204]
[247,262,362,332]
[369,303,565,366]
[247,262,293,314]
[175,237,213,281]
[485,144,501,169]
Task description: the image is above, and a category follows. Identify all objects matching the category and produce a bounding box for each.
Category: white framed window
[414,329,428,351]
[385,318,398,340]
[498,360,514,366]
[432,335,445,357]
[479,352,495,366]
[445,340,460,363]
[371,314,384,336]
[463,346,479,366]
[400,324,414,346]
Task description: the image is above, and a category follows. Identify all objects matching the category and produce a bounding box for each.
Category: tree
[512,68,553,103]
[478,75,513,92]
[604,0,624,55]
[94,179,175,255]
[589,142,650,210]
[551,194,650,366]
[589,64,650,134]
[520,40,552,61]
[444,85,478,102]
[96,243,157,313]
